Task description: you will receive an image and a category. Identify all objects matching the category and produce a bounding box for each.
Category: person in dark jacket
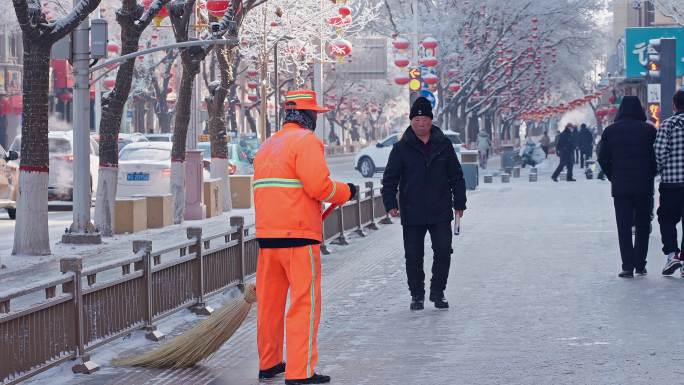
[381,97,467,311]
[598,96,656,278]
[551,123,576,182]
[578,123,594,168]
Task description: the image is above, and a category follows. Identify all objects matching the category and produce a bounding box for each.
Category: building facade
[0,31,23,148]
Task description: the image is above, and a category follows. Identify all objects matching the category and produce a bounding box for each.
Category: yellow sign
[409,79,421,91]
[198,134,210,142]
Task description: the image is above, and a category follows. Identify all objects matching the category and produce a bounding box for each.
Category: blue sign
[419,90,437,109]
[625,27,684,78]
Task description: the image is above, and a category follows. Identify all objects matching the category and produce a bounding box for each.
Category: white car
[354,130,464,178]
[117,142,210,198]
[9,131,100,201]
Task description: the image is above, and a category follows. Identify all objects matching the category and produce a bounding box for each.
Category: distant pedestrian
[578,123,594,168]
[572,124,581,165]
[381,96,467,311]
[598,96,656,278]
[520,137,537,168]
[551,123,576,182]
[540,131,551,158]
[655,90,684,277]
[476,130,491,168]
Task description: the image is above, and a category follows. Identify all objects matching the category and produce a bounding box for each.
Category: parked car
[144,133,173,142]
[0,144,19,219]
[197,141,254,175]
[117,142,210,198]
[354,130,464,177]
[9,131,100,201]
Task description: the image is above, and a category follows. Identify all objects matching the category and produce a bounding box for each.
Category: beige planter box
[204,178,222,218]
[230,175,253,209]
[145,194,172,229]
[115,197,147,234]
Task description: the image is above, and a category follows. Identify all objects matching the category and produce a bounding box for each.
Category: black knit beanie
[410,97,433,120]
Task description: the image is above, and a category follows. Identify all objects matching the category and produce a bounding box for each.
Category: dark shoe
[635,268,647,276]
[410,295,424,311]
[259,362,286,379]
[429,292,449,309]
[618,270,634,278]
[567,178,577,182]
[551,176,558,182]
[285,373,331,384]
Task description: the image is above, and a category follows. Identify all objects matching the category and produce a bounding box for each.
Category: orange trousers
[256,245,322,380]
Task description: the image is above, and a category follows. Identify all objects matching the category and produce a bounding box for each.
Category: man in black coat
[381,97,467,311]
[551,123,576,182]
[578,123,594,168]
[598,96,656,278]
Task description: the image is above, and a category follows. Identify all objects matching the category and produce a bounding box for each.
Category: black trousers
[575,148,580,164]
[402,221,453,298]
[552,154,574,180]
[613,195,652,271]
[657,187,684,254]
[580,152,591,169]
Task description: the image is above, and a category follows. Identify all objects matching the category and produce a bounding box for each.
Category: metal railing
[0,183,390,384]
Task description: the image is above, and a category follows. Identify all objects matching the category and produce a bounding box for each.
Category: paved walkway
[34,158,684,385]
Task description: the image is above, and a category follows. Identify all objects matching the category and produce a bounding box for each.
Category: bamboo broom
[113,283,257,368]
[113,205,339,369]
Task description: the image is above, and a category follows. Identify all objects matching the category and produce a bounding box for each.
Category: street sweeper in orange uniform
[253,89,356,385]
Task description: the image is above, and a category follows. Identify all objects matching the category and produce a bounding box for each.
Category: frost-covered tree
[653,0,684,25]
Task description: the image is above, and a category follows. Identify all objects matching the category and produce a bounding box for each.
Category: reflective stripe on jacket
[254,122,351,241]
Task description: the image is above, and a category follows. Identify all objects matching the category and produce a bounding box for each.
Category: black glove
[347,183,357,200]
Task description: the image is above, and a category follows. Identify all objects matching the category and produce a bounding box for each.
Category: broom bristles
[113,283,257,369]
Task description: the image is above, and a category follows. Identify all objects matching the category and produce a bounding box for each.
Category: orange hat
[283,89,330,112]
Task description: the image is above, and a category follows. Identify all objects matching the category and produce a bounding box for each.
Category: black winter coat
[597,96,657,197]
[555,128,575,160]
[381,125,467,226]
[578,127,594,154]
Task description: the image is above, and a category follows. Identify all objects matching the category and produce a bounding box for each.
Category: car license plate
[127,172,149,181]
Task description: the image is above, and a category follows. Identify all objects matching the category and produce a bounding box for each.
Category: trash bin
[460,150,479,190]
[501,144,515,170]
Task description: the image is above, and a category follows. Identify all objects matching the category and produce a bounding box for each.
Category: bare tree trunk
[12,0,102,255]
[207,43,235,212]
[152,51,177,133]
[95,0,169,237]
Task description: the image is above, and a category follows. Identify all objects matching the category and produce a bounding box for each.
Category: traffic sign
[419,90,437,109]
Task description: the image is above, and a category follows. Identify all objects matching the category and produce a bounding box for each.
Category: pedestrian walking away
[551,123,576,182]
[253,89,357,384]
[540,131,551,158]
[655,90,684,278]
[578,123,594,168]
[476,130,491,169]
[598,96,656,278]
[381,96,467,311]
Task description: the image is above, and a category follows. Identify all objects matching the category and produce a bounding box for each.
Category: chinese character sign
[625,27,684,79]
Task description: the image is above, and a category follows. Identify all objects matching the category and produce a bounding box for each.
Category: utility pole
[313,0,327,143]
[94,5,102,134]
[63,0,101,244]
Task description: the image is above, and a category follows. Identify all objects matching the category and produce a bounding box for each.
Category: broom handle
[322,204,338,220]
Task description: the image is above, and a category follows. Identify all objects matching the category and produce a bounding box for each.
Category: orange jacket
[254,122,351,242]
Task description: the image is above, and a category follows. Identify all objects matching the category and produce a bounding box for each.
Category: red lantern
[423,74,438,85]
[328,15,352,28]
[206,0,230,18]
[247,69,258,78]
[248,94,258,102]
[421,36,438,49]
[608,95,616,104]
[328,38,352,61]
[107,43,120,54]
[247,81,258,89]
[447,69,458,78]
[394,55,410,68]
[103,78,116,89]
[144,0,169,27]
[394,75,410,86]
[448,83,461,92]
[338,5,352,16]
[271,21,280,27]
[392,37,410,50]
[419,56,438,67]
[609,106,618,114]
